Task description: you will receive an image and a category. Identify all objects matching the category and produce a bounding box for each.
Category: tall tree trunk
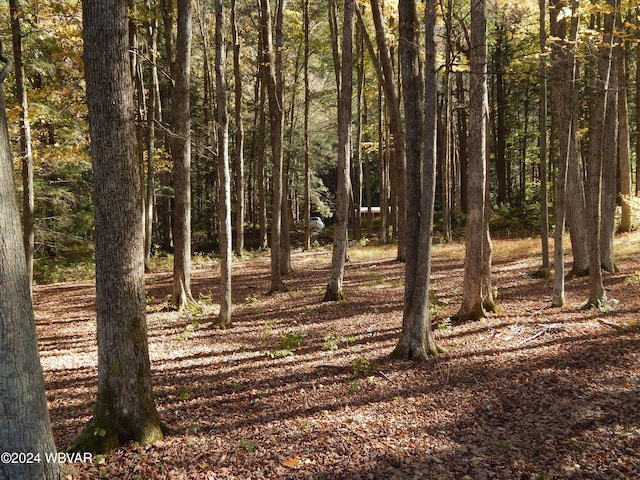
[0,50,61,480]
[494,25,507,205]
[617,46,633,232]
[302,0,311,250]
[599,36,618,273]
[77,0,163,451]
[456,72,468,213]
[256,78,269,250]
[369,0,407,260]
[231,0,245,256]
[145,0,161,272]
[393,0,441,360]
[9,0,34,297]
[324,0,354,302]
[452,0,489,321]
[216,0,232,326]
[538,0,550,270]
[261,0,287,292]
[172,0,195,309]
[585,0,618,308]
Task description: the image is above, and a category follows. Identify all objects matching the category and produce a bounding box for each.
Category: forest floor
[35,232,640,480]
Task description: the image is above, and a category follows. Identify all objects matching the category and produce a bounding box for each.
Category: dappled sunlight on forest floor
[35,233,640,479]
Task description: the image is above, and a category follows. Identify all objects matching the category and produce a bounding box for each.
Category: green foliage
[268,330,304,358]
[350,356,378,378]
[239,438,256,453]
[321,333,356,351]
[33,251,95,285]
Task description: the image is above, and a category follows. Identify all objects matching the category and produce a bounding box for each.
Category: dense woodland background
[1,0,640,478]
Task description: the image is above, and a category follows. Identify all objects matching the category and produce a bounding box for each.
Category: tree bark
[538,0,550,270]
[0,50,62,480]
[261,0,287,292]
[585,0,618,308]
[617,47,633,232]
[77,0,163,451]
[302,0,311,250]
[172,0,195,309]
[9,0,35,297]
[452,0,489,321]
[392,0,441,360]
[324,0,354,302]
[231,0,245,256]
[369,0,407,261]
[216,0,232,326]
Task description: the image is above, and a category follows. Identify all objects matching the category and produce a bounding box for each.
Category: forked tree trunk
[172,0,195,309]
[324,0,354,302]
[77,0,163,452]
[0,50,62,480]
[393,0,441,360]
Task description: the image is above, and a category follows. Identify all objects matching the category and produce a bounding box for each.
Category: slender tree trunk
[172,0,195,309]
[452,0,489,321]
[494,26,507,205]
[231,0,245,256]
[145,0,161,272]
[261,0,287,292]
[585,0,618,308]
[538,0,550,270]
[216,0,232,326]
[256,78,269,250]
[9,0,35,296]
[0,50,62,480]
[369,0,407,261]
[77,0,163,451]
[324,0,354,302]
[600,36,618,273]
[302,0,311,250]
[617,47,633,232]
[456,72,468,213]
[393,0,441,360]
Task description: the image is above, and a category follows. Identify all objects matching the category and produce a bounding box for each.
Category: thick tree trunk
[452,0,489,322]
[324,0,354,302]
[172,0,195,309]
[0,51,61,480]
[78,0,163,452]
[392,0,441,360]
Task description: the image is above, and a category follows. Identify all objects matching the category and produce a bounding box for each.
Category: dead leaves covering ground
[35,233,640,479]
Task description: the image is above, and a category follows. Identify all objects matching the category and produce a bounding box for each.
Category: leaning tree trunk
[393,0,441,360]
[0,50,62,480]
[324,0,354,302]
[452,0,489,322]
[77,0,163,452]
